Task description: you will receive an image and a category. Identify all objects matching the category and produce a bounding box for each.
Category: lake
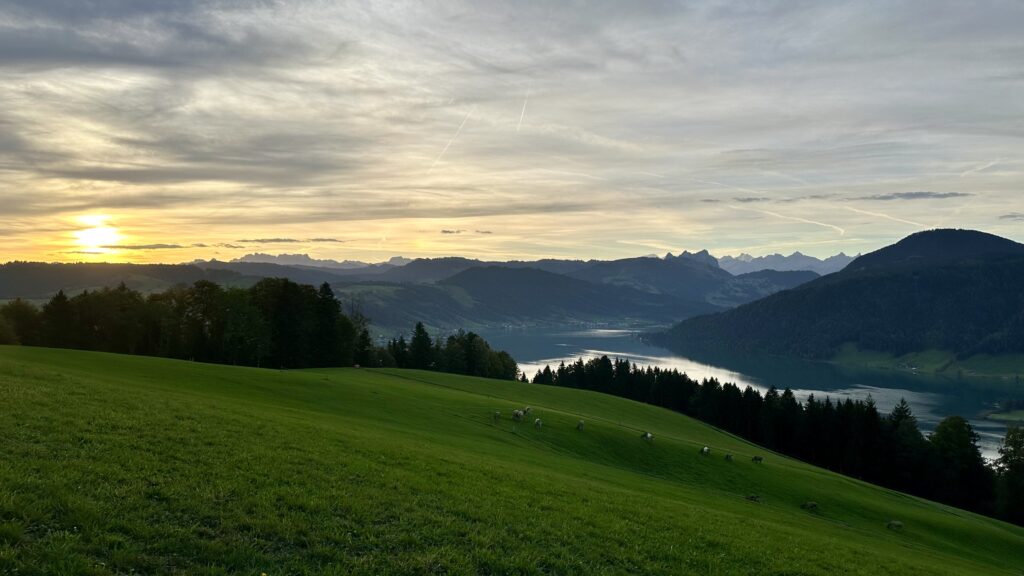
[479,328,1015,459]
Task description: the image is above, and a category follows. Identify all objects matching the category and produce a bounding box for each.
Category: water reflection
[480,328,1013,459]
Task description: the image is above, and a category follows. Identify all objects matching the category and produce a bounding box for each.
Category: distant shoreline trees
[0,280,518,380]
[531,355,1022,526]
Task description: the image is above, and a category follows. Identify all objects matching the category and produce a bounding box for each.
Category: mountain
[717,251,854,276]
[337,266,721,332]
[705,269,819,308]
[843,228,1024,271]
[569,256,732,301]
[666,249,719,267]
[567,255,816,308]
[0,262,253,299]
[654,229,1024,360]
[194,260,357,286]
[233,253,369,269]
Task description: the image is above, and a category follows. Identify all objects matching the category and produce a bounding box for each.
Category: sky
[1,0,1022,264]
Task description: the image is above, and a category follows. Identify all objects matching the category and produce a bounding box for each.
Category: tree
[313,283,342,367]
[0,298,42,346]
[929,416,993,511]
[0,315,17,345]
[409,322,434,370]
[996,426,1024,524]
[41,290,75,348]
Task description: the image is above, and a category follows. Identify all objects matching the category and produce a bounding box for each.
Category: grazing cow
[700,446,710,456]
[887,520,903,531]
[576,420,585,431]
[641,432,654,442]
[534,418,542,429]
[745,494,761,503]
[801,501,818,511]
[493,411,501,422]
[751,456,764,464]
[512,409,524,422]
[724,454,733,462]
[524,406,532,415]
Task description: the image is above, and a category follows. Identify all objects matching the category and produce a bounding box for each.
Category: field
[833,343,1024,388]
[989,410,1024,424]
[1,346,1023,575]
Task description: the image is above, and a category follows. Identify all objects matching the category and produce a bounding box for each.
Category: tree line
[382,322,519,380]
[532,356,1024,526]
[0,280,517,381]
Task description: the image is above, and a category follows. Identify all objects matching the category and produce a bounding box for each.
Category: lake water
[479,328,1015,459]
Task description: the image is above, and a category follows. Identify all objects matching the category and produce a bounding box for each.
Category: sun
[73,215,121,251]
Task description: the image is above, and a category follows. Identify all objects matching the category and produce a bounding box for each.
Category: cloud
[858,192,972,201]
[309,238,345,243]
[1,1,1023,261]
[236,238,302,243]
[441,229,465,235]
[1000,213,1024,221]
[104,244,184,250]
[475,230,493,234]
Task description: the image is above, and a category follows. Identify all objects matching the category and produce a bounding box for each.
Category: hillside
[655,229,1024,363]
[0,262,253,299]
[569,256,816,308]
[336,267,721,332]
[0,347,1021,574]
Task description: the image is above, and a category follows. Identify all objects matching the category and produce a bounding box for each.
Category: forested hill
[0,262,253,299]
[653,229,1024,360]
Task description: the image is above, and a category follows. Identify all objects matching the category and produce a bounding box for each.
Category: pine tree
[409,322,434,370]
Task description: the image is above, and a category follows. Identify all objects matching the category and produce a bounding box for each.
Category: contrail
[429,106,476,172]
[517,87,529,132]
[960,159,999,178]
[732,205,846,236]
[843,206,925,228]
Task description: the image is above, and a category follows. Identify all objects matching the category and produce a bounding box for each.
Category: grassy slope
[988,411,1024,424]
[834,343,1024,383]
[1,347,1022,575]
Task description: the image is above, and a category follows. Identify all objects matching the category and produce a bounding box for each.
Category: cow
[534,418,543,429]
[751,456,764,464]
[576,420,585,431]
[700,446,710,456]
[641,432,654,442]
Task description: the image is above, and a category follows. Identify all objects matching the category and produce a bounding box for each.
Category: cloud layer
[0,0,1022,262]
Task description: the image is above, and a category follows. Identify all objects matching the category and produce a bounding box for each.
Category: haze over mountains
[718,252,855,276]
[2,246,843,332]
[655,229,1024,362]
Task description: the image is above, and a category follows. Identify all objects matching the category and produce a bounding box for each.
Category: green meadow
[1,346,1022,575]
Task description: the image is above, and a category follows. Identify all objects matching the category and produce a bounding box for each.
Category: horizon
[2,2,1022,262]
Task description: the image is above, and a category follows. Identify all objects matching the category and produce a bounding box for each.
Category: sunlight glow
[73,215,121,252]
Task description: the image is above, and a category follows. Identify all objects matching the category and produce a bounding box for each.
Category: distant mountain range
[2,247,838,332]
[653,229,1024,361]
[232,253,412,269]
[717,252,855,275]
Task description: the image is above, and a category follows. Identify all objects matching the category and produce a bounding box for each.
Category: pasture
[1,346,1022,574]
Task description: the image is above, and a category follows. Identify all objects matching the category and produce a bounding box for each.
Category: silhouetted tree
[996,426,1024,524]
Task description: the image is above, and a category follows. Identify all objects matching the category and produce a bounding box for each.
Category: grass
[833,343,1024,386]
[1,346,1023,575]
[988,410,1024,424]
